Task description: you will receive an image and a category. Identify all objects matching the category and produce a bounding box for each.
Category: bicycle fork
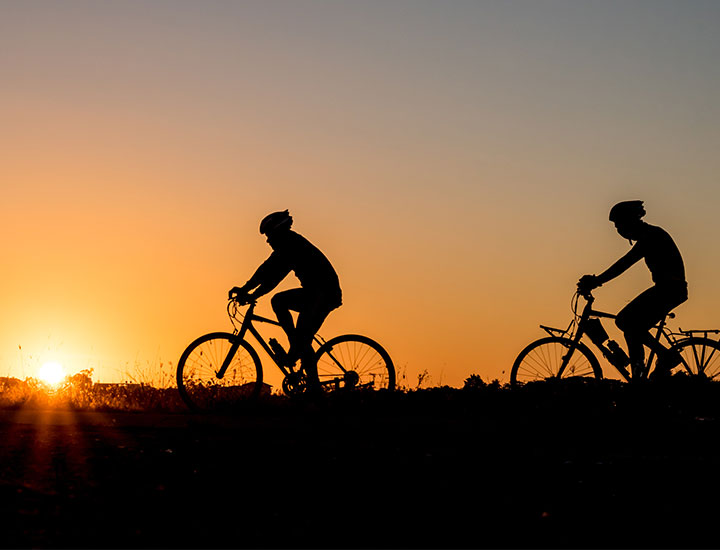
[217,322,251,379]
[216,339,241,379]
[557,338,580,378]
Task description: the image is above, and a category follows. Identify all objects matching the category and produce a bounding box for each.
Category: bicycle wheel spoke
[701,343,719,373]
[691,344,703,374]
[525,348,553,377]
[673,338,720,379]
[353,344,373,371]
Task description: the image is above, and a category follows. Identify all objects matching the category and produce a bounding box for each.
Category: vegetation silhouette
[2,376,720,548]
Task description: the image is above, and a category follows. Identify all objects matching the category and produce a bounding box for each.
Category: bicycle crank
[282,372,306,396]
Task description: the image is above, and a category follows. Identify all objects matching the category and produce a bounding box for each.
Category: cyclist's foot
[651,349,683,380]
[661,349,683,369]
[650,365,672,380]
[284,347,301,370]
[631,361,645,381]
[296,360,324,398]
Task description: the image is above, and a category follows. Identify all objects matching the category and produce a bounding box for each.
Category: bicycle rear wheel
[177,332,263,411]
[511,336,602,386]
[314,334,395,391]
[670,337,720,379]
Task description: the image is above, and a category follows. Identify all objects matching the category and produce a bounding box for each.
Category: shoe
[651,350,682,380]
[631,361,645,381]
[285,348,299,370]
[660,349,683,369]
[650,364,672,380]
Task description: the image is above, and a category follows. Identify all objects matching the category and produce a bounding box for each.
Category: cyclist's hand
[577,274,598,294]
[228,286,248,302]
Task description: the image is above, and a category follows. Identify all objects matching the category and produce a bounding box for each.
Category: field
[1,375,720,548]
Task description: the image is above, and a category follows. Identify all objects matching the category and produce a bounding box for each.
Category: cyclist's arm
[240,253,291,298]
[596,246,643,286]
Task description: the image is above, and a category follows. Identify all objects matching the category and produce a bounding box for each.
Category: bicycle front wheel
[314,335,395,392]
[177,332,263,411]
[671,337,720,379]
[511,336,602,386]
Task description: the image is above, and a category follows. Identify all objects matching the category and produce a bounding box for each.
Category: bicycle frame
[545,292,677,382]
[217,299,328,381]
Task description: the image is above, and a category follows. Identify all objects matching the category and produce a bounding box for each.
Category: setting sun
[38,362,66,386]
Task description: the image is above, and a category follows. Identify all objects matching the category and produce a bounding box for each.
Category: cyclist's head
[609,200,645,240]
[259,210,293,236]
[609,200,645,223]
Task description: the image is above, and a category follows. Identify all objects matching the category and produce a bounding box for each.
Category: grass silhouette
[1,373,719,547]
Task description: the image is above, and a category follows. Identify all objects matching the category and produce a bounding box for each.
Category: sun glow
[38,362,66,386]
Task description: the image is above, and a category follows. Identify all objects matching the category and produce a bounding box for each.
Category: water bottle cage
[605,340,630,368]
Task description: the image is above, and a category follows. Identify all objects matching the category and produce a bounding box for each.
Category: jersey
[599,223,686,286]
[629,224,685,284]
[245,230,342,307]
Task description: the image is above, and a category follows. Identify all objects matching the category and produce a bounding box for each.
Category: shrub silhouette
[463,374,487,390]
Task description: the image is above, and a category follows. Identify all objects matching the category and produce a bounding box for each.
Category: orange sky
[3,1,720,388]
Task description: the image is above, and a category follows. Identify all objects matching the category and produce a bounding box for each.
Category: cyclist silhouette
[229,210,342,390]
[578,200,688,380]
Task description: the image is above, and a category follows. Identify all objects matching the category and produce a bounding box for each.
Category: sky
[2,0,720,389]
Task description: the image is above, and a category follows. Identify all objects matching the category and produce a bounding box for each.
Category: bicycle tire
[669,337,720,380]
[177,332,264,411]
[314,334,395,392]
[510,336,603,386]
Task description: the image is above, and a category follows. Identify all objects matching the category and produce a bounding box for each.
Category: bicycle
[176,297,395,410]
[511,288,720,385]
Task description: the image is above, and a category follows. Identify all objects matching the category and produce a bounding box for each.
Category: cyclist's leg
[294,302,337,389]
[271,288,307,352]
[638,285,688,364]
[616,288,662,377]
[616,285,688,377]
[650,283,689,374]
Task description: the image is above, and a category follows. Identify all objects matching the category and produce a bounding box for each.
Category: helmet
[259,210,293,235]
[609,200,645,222]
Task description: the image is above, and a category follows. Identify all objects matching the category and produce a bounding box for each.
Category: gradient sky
[2,0,720,389]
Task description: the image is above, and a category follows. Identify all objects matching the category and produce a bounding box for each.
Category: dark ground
[1,377,720,549]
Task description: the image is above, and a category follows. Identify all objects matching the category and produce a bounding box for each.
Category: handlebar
[575,288,595,302]
[228,295,256,307]
[226,296,257,332]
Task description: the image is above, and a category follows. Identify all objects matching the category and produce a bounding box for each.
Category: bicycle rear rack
[540,321,573,337]
[678,328,720,338]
